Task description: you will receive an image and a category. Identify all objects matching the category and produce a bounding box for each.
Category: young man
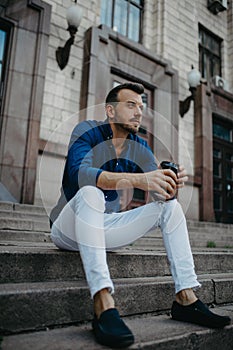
[50,83,231,348]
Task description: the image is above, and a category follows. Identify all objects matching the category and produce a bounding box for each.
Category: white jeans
[51,185,201,298]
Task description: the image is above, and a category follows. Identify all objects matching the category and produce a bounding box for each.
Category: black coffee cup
[160,161,179,177]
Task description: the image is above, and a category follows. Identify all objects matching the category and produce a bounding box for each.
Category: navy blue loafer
[171,299,231,328]
[92,308,134,348]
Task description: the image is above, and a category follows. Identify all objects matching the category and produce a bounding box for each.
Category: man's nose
[135,105,142,116]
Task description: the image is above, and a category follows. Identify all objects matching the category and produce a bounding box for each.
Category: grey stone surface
[0,211,48,221]
[214,277,233,304]
[0,202,47,214]
[0,230,51,243]
[0,275,228,333]
[0,245,233,283]
[0,202,232,338]
[134,220,233,249]
[0,218,50,232]
[1,305,233,350]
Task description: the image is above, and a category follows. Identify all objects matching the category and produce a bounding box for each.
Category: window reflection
[0,30,6,60]
[214,193,222,210]
[0,29,6,84]
[128,4,140,42]
[227,196,233,213]
[227,164,233,180]
[113,0,127,35]
[226,153,233,161]
[100,0,112,27]
[213,123,232,142]
[213,160,221,177]
[0,26,8,108]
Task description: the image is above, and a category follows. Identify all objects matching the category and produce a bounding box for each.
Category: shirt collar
[100,119,113,140]
[100,119,135,141]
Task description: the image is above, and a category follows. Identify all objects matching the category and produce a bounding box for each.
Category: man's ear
[105,104,115,119]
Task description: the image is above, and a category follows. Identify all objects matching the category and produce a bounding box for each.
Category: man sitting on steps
[50,82,231,348]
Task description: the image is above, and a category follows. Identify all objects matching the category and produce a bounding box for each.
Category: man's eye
[127,102,135,108]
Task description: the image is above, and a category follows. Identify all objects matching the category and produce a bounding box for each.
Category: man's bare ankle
[94,288,115,318]
[175,288,198,306]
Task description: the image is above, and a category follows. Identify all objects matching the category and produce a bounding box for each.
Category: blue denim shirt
[50,119,157,224]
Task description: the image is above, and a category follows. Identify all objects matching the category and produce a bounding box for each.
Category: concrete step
[0,217,50,232]
[133,235,233,249]
[2,304,233,350]
[187,220,233,233]
[0,245,233,283]
[0,210,49,221]
[0,202,47,215]
[133,226,233,249]
[0,273,233,334]
[0,230,51,243]
[133,221,233,237]
[0,201,232,248]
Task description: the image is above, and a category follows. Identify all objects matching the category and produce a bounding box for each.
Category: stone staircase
[133,221,233,250]
[0,202,233,349]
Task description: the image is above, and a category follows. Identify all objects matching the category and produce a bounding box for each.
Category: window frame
[199,24,222,81]
[101,0,144,43]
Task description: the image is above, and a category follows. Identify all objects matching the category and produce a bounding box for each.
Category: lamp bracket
[67,25,78,37]
[179,87,197,118]
[56,36,75,70]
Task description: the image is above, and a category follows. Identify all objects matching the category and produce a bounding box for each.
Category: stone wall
[39,0,101,144]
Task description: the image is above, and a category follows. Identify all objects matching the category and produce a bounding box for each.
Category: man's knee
[75,185,105,212]
[161,200,185,233]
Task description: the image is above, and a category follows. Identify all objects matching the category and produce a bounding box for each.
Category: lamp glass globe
[187,67,201,88]
[66,5,83,28]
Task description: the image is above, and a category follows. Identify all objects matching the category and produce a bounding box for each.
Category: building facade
[0,0,232,223]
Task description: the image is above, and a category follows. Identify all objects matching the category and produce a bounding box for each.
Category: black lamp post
[179,66,201,118]
[56,1,83,70]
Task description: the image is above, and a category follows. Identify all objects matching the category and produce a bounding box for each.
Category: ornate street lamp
[179,66,201,118]
[56,1,83,70]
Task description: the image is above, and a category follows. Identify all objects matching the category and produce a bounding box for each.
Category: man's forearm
[97,171,145,190]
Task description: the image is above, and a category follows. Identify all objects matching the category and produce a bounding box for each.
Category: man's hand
[97,165,188,201]
[143,169,178,200]
[143,165,188,200]
[176,165,189,188]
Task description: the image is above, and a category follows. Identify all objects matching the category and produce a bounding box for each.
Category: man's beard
[115,122,139,135]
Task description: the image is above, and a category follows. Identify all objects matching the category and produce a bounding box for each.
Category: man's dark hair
[105,82,144,105]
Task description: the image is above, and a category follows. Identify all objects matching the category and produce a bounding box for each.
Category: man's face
[108,89,144,134]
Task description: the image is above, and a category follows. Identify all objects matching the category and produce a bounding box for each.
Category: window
[100,0,144,43]
[199,25,222,81]
[213,116,233,223]
[0,21,11,113]
[213,122,232,143]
